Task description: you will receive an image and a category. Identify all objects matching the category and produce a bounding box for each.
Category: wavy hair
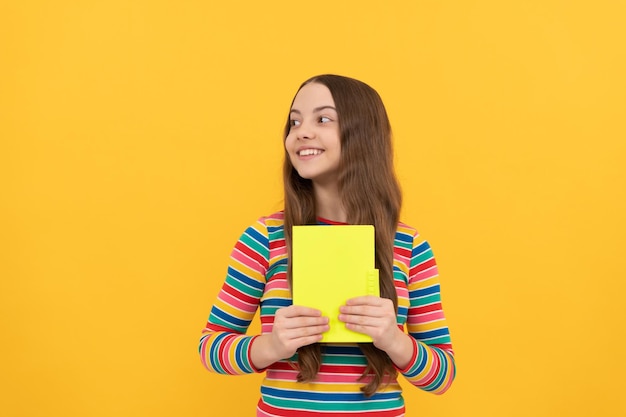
[282,74,402,396]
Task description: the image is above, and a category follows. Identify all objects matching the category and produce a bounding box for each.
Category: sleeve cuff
[393,336,418,374]
[247,335,267,373]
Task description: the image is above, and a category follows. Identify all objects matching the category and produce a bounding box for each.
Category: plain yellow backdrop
[2,1,625,416]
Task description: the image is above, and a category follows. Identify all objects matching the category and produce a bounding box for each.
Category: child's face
[285,82,341,188]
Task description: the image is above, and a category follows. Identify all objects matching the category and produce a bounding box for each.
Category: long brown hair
[283,74,402,396]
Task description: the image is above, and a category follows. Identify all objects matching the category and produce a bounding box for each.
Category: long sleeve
[399,233,456,394]
[198,219,269,375]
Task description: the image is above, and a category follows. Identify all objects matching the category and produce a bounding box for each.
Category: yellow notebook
[292,225,379,343]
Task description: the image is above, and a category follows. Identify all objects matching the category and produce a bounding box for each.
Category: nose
[296,119,316,140]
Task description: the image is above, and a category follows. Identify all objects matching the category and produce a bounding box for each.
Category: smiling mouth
[298,149,323,156]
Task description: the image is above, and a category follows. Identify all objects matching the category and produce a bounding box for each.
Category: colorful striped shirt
[199,212,456,416]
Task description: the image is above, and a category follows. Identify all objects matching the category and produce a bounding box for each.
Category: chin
[295,171,315,181]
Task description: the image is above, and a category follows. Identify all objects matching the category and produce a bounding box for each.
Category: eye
[319,116,332,123]
[289,119,301,127]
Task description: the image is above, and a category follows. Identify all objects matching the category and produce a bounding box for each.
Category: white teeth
[299,149,323,156]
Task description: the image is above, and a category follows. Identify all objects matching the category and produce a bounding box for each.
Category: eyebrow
[290,106,337,114]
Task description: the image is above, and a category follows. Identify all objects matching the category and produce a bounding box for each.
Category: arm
[399,235,456,394]
[198,219,269,375]
[199,218,330,373]
[338,232,456,393]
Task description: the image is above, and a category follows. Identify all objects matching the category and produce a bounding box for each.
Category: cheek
[283,139,295,163]
[284,135,296,153]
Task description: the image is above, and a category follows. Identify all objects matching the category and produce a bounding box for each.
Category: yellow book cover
[291,225,380,343]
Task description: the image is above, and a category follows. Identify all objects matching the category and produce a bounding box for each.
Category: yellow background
[2,1,625,416]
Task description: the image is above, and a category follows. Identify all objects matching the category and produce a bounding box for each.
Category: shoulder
[397,221,419,237]
[396,221,421,245]
[241,211,285,242]
[253,211,285,233]
[243,211,284,228]
[397,221,433,253]
[233,213,285,261]
[259,211,285,227]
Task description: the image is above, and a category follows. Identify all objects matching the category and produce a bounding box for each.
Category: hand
[269,305,330,360]
[338,296,403,353]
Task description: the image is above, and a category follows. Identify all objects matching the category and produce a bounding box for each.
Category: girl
[199,74,456,416]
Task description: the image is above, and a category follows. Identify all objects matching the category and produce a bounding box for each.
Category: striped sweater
[199,212,456,416]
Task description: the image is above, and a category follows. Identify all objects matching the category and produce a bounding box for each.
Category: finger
[280,316,329,330]
[279,305,324,318]
[293,334,325,348]
[339,313,381,326]
[288,323,330,339]
[277,325,328,351]
[345,295,383,306]
[343,322,377,339]
[339,304,380,316]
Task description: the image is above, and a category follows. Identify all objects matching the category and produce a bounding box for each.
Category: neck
[313,182,346,223]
